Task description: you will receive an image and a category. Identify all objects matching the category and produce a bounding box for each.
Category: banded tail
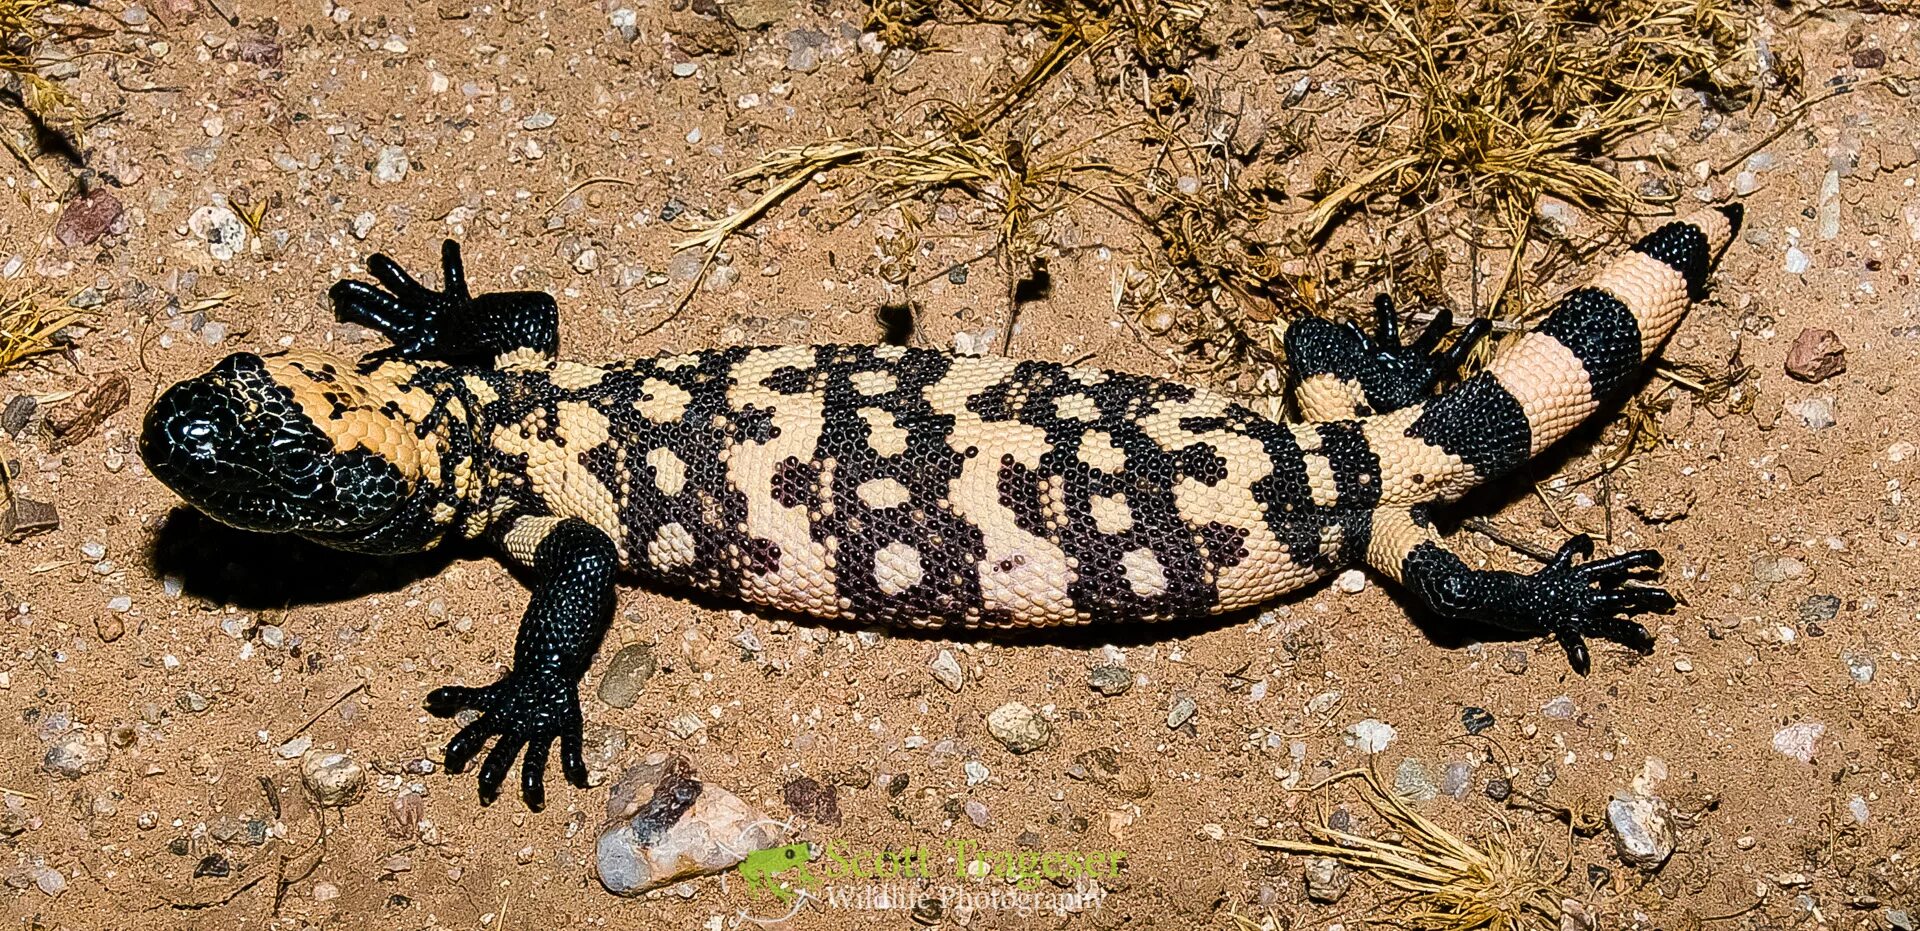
[1371,204,1743,506]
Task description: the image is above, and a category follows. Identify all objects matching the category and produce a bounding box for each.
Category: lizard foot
[426,670,587,810]
[1525,534,1668,674]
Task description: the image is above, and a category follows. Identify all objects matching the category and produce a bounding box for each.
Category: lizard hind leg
[1284,295,1489,422]
[1364,507,1667,673]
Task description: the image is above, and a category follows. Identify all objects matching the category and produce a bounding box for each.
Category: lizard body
[141,205,1741,807]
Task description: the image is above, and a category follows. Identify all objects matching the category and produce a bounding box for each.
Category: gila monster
[140,204,1741,808]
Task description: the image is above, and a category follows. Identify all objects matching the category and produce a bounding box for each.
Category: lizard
[139,203,1742,809]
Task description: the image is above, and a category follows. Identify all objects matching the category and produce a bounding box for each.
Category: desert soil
[0,0,1916,929]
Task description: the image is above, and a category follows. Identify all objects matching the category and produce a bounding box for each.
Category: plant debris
[0,291,81,373]
[1253,767,1570,930]
[44,372,128,451]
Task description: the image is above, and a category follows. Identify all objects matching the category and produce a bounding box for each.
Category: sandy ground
[1,1,1918,929]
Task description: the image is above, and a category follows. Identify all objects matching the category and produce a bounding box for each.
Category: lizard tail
[1369,203,1743,506]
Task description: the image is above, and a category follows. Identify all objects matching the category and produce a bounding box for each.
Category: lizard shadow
[147,508,464,610]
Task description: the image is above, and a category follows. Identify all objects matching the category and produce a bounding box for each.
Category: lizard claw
[427,670,587,810]
[1529,534,1666,675]
[331,240,472,361]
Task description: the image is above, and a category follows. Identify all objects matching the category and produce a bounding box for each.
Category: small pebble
[1751,554,1806,584]
[1087,664,1131,696]
[521,112,556,130]
[1772,722,1823,763]
[1606,791,1675,869]
[1345,719,1396,753]
[963,760,989,785]
[963,799,990,827]
[1303,857,1350,903]
[276,735,313,759]
[312,881,340,902]
[1165,694,1197,729]
[1332,569,1366,593]
[373,146,410,184]
[1781,395,1827,431]
[1843,651,1876,683]
[1485,777,1512,801]
[665,713,705,739]
[928,649,964,693]
[597,644,656,709]
[986,702,1050,754]
[780,776,841,826]
[1392,758,1437,802]
[1784,328,1847,383]
[301,750,367,807]
[1784,246,1809,275]
[1460,706,1494,735]
[1541,696,1575,719]
[42,733,106,778]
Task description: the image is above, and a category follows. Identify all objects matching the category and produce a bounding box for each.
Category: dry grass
[1296,0,1747,243]
[0,291,78,373]
[0,0,80,142]
[676,0,1203,327]
[1253,768,1571,931]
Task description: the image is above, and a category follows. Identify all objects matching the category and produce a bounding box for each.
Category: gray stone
[1606,791,1674,869]
[1392,758,1437,802]
[42,733,106,779]
[1304,857,1350,903]
[928,649,964,693]
[597,644,657,709]
[986,702,1050,754]
[1087,664,1131,696]
[1165,694,1197,729]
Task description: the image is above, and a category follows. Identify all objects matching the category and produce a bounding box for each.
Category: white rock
[596,754,785,896]
[188,205,247,261]
[928,649,964,693]
[1344,719,1395,753]
[373,145,410,184]
[1606,791,1675,869]
[1333,569,1366,593]
[300,750,366,806]
[1783,246,1809,275]
[1772,722,1823,763]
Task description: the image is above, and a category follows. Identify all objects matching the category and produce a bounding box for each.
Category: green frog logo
[738,842,818,903]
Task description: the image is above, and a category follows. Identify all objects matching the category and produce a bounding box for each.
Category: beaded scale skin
[140,205,1741,808]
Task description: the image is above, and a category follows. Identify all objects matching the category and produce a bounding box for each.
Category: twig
[290,681,366,737]
[1462,518,1556,563]
[540,176,636,217]
[1713,78,1893,176]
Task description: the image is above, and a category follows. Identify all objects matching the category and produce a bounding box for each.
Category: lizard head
[141,351,424,538]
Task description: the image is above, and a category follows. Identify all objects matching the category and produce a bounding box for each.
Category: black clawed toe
[427,673,588,810]
[331,239,559,363]
[1530,537,1671,675]
[1286,294,1494,416]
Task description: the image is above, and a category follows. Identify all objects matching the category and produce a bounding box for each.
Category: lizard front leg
[332,239,560,364]
[1366,507,1667,673]
[426,516,617,809]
